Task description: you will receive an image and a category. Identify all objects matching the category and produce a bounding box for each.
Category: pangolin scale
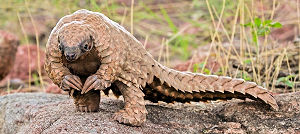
[45,9,278,126]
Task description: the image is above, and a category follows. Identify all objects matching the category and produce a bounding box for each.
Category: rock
[0,44,46,86]
[0,92,299,134]
[0,30,19,81]
[0,44,52,94]
[8,44,46,81]
[269,0,299,43]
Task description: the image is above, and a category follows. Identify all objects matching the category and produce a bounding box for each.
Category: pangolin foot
[113,108,146,126]
[71,89,100,112]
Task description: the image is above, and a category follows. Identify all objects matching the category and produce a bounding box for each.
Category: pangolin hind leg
[113,81,147,126]
[70,89,101,112]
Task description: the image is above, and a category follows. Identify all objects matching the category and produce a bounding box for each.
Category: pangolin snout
[66,53,77,61]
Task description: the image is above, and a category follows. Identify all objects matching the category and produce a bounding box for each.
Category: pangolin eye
[83,43,89,50]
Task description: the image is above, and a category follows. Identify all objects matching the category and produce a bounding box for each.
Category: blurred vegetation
[0,0,299,92]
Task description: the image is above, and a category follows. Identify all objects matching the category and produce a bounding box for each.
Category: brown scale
[145,76,265,104]
[81,75,274,111]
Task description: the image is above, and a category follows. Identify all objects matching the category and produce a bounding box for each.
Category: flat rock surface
[0,92,299,134]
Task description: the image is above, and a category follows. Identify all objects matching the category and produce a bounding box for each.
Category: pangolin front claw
[81,75,105,94]
[61,75,83,91]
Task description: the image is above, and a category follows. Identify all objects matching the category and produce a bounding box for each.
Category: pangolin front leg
[75,62,115,112]
[71,89,101,112]
[81,62,115,94]
[72,74,106,112]
[113,81,147,126]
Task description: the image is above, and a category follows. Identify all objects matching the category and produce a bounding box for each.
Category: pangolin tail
[144,64,279,111]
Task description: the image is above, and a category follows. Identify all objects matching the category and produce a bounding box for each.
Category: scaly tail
[144,63,278,111]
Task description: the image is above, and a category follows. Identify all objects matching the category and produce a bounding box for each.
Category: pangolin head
[57,21,95,62]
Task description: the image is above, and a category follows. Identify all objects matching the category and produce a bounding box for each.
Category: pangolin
[45,9,279,126]
[0,30,19,80]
